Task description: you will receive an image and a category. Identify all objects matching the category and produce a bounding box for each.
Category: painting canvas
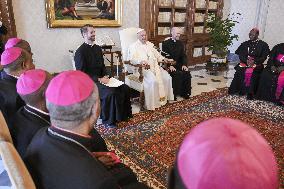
[46,0,122,27]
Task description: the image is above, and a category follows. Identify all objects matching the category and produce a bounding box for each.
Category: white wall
[12,0,284,71]
[228,0,258,53]
[263,0,284,49]
[12,0,139,73]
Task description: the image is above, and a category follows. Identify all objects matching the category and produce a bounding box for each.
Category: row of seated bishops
[0,35,280,188]
[229,27,284,106]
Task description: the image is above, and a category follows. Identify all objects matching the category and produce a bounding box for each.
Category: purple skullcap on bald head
[17,69,47,95]
[177,117,278,189]
[1,47,22,66]
[5,38,22,50]
[45,70,94,106]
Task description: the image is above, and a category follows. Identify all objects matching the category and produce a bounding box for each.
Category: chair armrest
[123,61,149,82]
[159,60,176,66]
[159,60,176,67]
[159,60,176,71]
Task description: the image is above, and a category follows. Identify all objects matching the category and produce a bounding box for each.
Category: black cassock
[74,43,132,125]
[24,127,148,189]
[162,38,191,98]
[10,105,50,158]
[0,24,7,54]
[229,40,270,96]
[256,43,284,103]
[0,24,7,77]
[0,72,25,127]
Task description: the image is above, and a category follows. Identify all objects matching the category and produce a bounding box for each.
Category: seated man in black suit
[162,27,191,100]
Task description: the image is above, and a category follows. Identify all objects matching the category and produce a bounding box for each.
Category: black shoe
[183,94,190,99]
[75,16,83,20]
[275,101,283,106]
[104,123,117,129]
[246,94,253,100]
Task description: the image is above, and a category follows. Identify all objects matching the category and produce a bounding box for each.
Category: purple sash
[244,68,254,87]
[276,54,284,63]
[276,71,284,100]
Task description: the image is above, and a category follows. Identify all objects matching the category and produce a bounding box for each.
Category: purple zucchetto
[45,70,94,106]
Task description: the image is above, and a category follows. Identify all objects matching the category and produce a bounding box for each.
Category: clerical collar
[51,125,92,139]
[24,105,50,125]
[6,72,19,79]
[85,42,95,47]
[26,104,49,115]
[250,39,259,43]
[48,127,96,159]
[171,37,177,42]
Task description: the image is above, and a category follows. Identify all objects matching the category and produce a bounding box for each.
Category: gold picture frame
[45,0,122,28]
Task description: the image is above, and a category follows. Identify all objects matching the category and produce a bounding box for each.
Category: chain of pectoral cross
[248,39,259,55]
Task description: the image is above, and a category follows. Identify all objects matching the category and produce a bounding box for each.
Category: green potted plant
[206,13,240,64]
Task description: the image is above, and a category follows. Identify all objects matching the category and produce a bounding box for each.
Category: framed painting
[45,0,122,28]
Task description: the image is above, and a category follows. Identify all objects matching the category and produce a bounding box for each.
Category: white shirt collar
[6,73,19,79]
[27,104,49,115]
[85,42,95,47]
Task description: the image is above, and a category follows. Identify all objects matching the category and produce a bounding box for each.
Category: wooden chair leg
[139,91,145,111]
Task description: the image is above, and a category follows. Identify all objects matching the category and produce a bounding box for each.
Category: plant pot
[210,54,227,64]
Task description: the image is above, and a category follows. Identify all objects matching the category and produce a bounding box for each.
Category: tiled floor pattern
[131,62,236,114]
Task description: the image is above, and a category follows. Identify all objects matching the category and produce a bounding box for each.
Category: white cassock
[127,40,174,110]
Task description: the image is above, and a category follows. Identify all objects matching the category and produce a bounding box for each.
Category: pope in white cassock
[127,29,174,110]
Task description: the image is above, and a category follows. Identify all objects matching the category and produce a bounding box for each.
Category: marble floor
[131,62,237,114]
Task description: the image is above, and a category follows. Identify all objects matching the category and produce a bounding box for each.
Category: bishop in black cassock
[10,69,51,158]
[256,43,284,104]
[229,28,270,99]
[0,47,34,127]
[75,25,131,127]
[0,21,7,54]
[24,70,148,189]
[162,27,191,99]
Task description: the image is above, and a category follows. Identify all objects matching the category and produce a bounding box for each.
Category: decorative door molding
[0,0,17,42]
[254,0,270,38]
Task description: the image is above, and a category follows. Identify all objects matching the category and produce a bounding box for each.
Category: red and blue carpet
[96,88,284,189]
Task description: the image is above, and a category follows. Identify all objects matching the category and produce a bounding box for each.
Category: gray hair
[3,50,28,73]
[47,90,98,129]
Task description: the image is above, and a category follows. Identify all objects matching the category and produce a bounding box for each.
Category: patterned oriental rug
[96,88,284,189]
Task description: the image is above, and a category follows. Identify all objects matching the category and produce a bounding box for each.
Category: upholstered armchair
[119,28,149,110]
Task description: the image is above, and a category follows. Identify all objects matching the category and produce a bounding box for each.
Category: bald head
[249,28,259,41]
[171,27,182,40]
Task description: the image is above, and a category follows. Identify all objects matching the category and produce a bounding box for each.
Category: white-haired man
[162,27,191,99]
[127,29,174,110]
